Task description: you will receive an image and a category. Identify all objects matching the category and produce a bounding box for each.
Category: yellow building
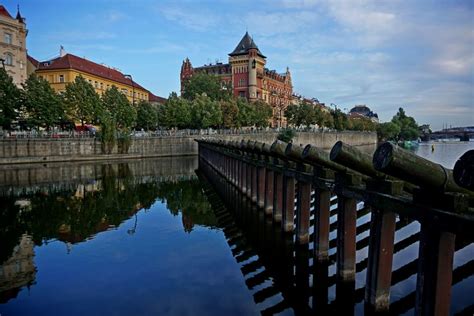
[29,50,151,103]
[0,5,28,87]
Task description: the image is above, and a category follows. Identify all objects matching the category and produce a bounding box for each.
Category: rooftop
[229,32,266,58]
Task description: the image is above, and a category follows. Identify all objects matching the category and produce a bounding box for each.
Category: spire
[229,32,266,58]
[16,4,25,23]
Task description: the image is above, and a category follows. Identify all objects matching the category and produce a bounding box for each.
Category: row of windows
[39,74,147,100]
[234,66,248,74]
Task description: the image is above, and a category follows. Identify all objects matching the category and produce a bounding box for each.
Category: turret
[180,58,194,95]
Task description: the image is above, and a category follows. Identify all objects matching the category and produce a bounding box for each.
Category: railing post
[314,189,331,262]
[251,162,258,203]
[296,179,311,244]
[365,209,396,312]
[264,167,274,216]
[415,221,455,316]
[273,170,283,222]
[241,158,247,194]
[257,164,266,209]
[336,195,357,282]
[282,172,296,232]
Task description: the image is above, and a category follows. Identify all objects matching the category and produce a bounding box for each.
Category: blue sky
[3,0,473,130]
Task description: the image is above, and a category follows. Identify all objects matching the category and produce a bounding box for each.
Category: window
[100,82,103,89]
[239,91,245,98]
[4,33,12,44]
[239,78,246,87]
[94,81,99,88]
[59,74,65,83]
[4,53,13,66]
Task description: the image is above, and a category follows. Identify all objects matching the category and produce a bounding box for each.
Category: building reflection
[0,234,36,304]
[0,157,224,303]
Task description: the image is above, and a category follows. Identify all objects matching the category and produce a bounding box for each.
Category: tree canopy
[0,68,21,129]
[102,85,136,130]
[182,73,231,101]
[22,74,65,129]
[64,76,102,126]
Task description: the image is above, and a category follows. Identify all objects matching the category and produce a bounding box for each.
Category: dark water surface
[0,143,473,315]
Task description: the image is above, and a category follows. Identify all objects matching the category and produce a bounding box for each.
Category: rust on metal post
[336,195,357,282]
[365,209,396,312]
[282,174,296,232]
[296,181,311,244]
[415,222,456,316]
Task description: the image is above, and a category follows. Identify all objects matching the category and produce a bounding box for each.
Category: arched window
[4,53,13,66]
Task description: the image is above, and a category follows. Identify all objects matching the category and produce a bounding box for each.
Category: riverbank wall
[0,131,377,165]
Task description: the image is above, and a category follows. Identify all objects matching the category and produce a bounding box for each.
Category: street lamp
[330,103,338,112]
[124,74,135,105]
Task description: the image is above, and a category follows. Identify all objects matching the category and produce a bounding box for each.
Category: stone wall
[0,131,377,165]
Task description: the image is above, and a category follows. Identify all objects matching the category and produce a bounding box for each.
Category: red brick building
[180,32,293,127]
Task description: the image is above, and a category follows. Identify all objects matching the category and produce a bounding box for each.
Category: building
[291,94,329,112]
[0,5,28,87]
[348,105,379,123]
[30,48,151,103]
[180,32,293,127]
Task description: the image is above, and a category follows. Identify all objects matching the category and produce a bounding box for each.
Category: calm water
[0,143,473,315]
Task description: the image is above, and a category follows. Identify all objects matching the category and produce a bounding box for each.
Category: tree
[182,73,231,101]
[236,97,253,127]
[102,86,136,130]
[219,99,239,128]
[64,76,102,126]
[162,92,191,129]
[136,101,158,130]
[377,122,401,141]
[0,68,21,129]
[331,109,350,131]
[190,93,222,129]
[22,74,65,129]
[252,100,273,127]
[391,107,420,140]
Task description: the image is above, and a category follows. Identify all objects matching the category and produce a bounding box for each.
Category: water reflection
[0,157,223,306]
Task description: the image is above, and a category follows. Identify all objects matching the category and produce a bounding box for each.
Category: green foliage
[219,99,239,128]
[182,72,231,101]
[162,92,192,129]
[252,100,273,127]
[277,128,296,143]
[236,97,253,127]
[190,93,222,129]
[349,117,377,131]
[22,74,65,129]
[136,101,158,130]
[376,122,401,141]
[0,68,21,129]
[391,107,420,140]
[98,111,116,154]
[331,109,350,131]
[64,76,102,126]
[102,86,136,130]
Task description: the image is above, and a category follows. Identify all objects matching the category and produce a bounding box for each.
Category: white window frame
[4,33,12,45]
[4,53,13,66]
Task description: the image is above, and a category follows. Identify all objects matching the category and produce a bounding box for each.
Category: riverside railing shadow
[196,138,474,315]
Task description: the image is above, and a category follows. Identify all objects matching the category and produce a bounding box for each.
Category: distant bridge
[428,127,474,141]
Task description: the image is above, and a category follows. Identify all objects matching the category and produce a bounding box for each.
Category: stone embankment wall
[0,131,376,165]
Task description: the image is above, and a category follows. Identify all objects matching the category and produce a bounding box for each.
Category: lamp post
[124,74,135,105]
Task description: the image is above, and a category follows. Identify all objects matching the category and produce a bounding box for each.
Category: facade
[0,5,28,87]
[180,32,293,127]
[30,49,151,103]
[348,105,379,122]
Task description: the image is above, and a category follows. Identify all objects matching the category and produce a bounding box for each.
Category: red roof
[27,55,39,68]
[37,53,148,91]
[0,5,13,18]
[149,93,166,104]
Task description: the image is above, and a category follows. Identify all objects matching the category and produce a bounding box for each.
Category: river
[0,142,472,315]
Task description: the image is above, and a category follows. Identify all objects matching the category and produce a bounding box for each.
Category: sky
[3,0,473,130]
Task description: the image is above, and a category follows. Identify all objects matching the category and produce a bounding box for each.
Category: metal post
[336,196,357,281]
[296,181,311,244]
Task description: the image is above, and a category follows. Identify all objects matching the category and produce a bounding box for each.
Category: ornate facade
[0,5,28,87]
[180,32,293,127]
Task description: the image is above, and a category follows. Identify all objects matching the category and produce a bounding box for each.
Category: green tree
[162,92,191,128]
[331,109,350,131]
[64,76,102,126]
[236,97,253,127]
[182,73,231,101]
[391,107,419,140]
[285,104,299,126]
[277,128,296,143]
[0,68,21,129]
[22,74,65,130]
[252,100,273,127]
[190,93,222,129]
[377,122,401,141]
[102,86,136,130]
[219,99,239,128]
[136,101,158,130]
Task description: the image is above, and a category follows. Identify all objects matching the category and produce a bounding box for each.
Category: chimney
[59,46,66,57]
